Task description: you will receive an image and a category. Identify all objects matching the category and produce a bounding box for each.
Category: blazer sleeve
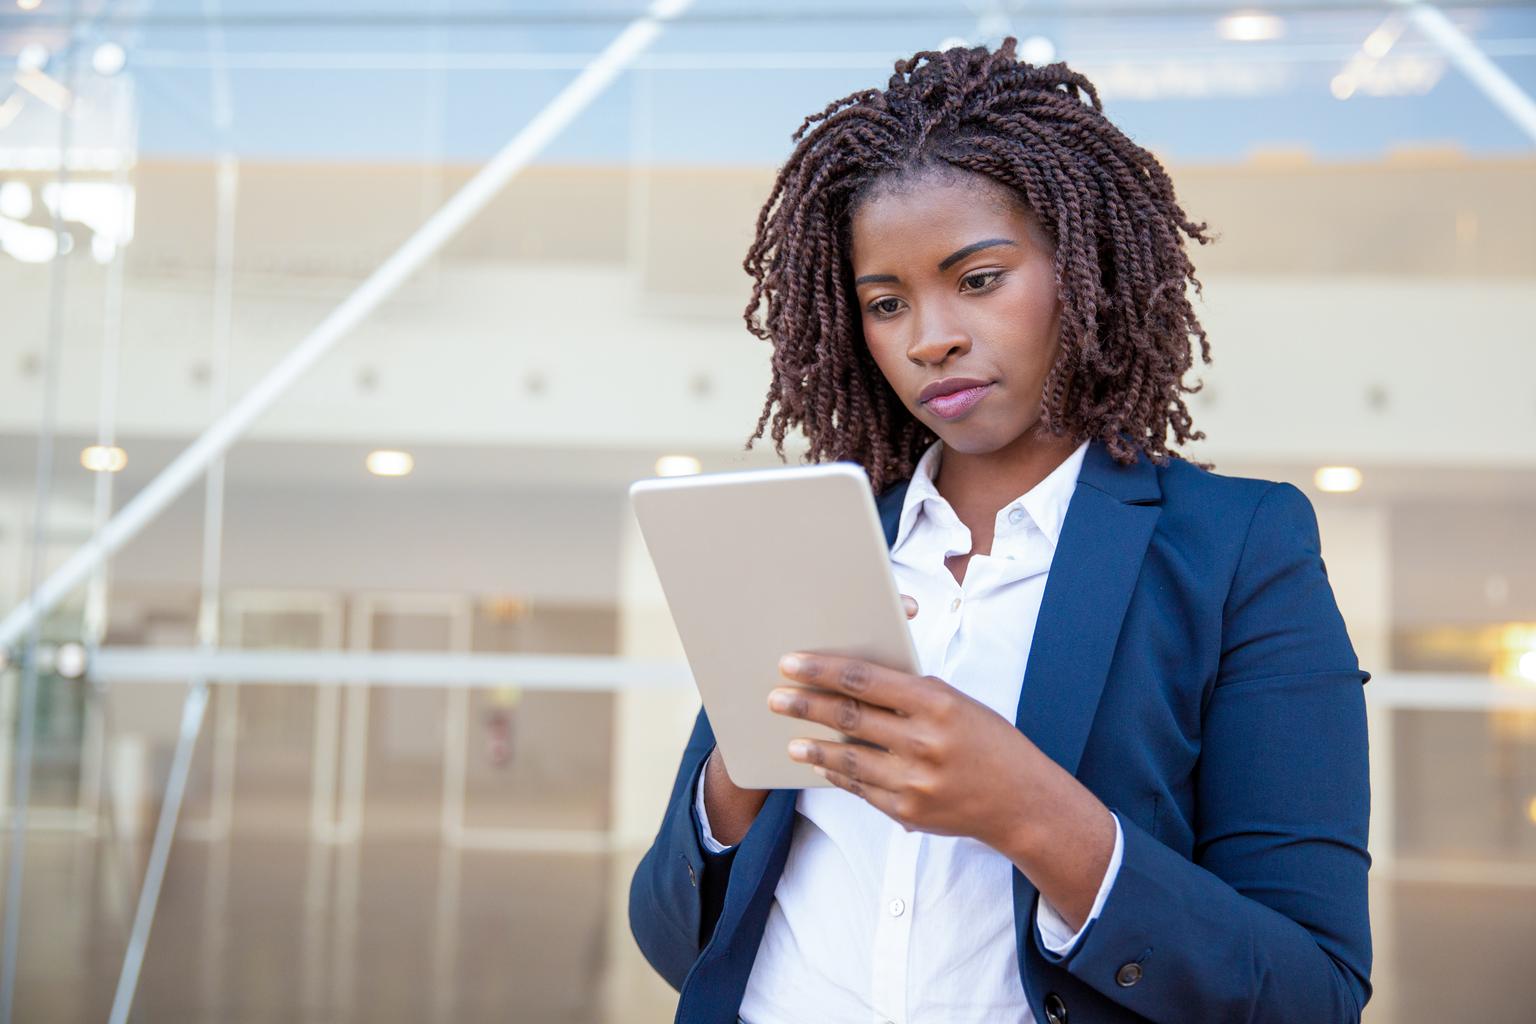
[1039,481,1373,1022]
[628,708,739,990]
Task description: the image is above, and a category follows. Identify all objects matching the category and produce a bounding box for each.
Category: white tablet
[630,462,920,789]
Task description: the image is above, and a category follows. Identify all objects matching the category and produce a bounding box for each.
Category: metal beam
[0,0,695,652]
[91,647,692,691]
[1393,0,1536,143]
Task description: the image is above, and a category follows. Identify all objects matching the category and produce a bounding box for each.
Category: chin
[928,420,1021,456]
[927,407,1048,454]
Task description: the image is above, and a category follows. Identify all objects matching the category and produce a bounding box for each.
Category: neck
[933,425,1080,528]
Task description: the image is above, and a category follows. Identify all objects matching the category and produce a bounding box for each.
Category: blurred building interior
[1,1,1535,1021]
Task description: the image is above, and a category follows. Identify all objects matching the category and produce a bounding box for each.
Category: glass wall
[1,2,1533,1021]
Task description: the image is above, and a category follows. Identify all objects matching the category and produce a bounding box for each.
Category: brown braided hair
[743,38,1214,494]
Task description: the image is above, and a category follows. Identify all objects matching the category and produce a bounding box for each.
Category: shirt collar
[892,438,1090,552]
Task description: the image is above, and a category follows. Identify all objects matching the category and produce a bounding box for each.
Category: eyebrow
[854,237,1019,286]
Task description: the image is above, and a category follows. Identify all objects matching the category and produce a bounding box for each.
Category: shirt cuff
[693,756,735,854]
[1035,811,1124,955]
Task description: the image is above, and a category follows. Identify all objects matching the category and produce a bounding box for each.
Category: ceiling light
[16,43,48,73]
[655,454,701,477]
[366,449,414,477]
[1362,19,1403,60]
[16,0,42,11]
[1519,650,1536,684]
[53,641,87,679]
[1020,35,1056,65]
[0,181,30,220]
[92,42,126,77]
[1314,466,1362,493]
[80,444,126,472]
[1218,11,1284,43]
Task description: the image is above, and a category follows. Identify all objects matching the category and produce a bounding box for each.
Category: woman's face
[849,169,1062,458]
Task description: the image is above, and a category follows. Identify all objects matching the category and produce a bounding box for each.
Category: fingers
[815,765,906,821]
[788,738,903,793]
[777,652,932,715]
[901,594,918,620]
[768,686,906,749]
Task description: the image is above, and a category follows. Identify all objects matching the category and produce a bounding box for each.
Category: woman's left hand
[770,650,1048,853]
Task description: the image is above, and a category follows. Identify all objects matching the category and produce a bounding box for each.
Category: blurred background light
[0,181,32,219]
[654,455,701,477]
[79,445,127,473]
[1315,466,1364,493]
[52,641,87,680]
[1019,35,1056,66]
[0,216,57,262]
[15,43,48,73]
[1218,10,1284,43]
[91,42,126,78]
[365,449,414,477]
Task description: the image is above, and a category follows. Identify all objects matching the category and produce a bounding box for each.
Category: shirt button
[887,897,906,917]
[949,597,961,612]
[1008,505,1027,525]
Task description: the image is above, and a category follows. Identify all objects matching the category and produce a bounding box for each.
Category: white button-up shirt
[698,438,1123,1024]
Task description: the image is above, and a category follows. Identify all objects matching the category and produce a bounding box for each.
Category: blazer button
[1116,962,1143,987]
[1044,992,1067,1024]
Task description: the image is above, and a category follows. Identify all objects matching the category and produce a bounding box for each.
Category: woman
[630,39,1371,1024]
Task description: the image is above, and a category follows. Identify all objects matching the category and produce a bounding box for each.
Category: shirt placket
[869,825,921,1024]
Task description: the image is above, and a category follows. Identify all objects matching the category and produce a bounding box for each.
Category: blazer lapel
[1016,440,1161,777]
[879,442,1159,777]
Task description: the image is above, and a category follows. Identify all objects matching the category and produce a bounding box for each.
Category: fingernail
[767,689,793,712]
[812,766,828,778]
[787,740,810,761]
[779,654,803,676]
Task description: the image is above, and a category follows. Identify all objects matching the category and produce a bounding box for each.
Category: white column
[603,506,700,1023]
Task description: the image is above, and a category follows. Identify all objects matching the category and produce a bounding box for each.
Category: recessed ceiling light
[1314,466,1362,493]
[53,641,87,679]
[16,0,43,11]
[80,445,126,473]
[1020,35,1056,65]
[366,449,414,477]
[655,454,701,477]
[16,43,49,73]
[1218,11,1283,43]
[92,42,126,77]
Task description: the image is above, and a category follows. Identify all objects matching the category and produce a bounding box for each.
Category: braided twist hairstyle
[743,38,1213,492]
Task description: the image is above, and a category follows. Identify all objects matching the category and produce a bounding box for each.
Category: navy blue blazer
[629,439,1372,1023]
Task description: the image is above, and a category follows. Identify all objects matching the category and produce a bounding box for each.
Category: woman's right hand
[700,595,919,845]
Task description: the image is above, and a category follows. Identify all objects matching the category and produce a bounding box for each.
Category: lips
[919,378,994,421]
[919,376,992,404]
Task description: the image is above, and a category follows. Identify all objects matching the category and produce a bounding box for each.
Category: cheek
[860,317,906,380]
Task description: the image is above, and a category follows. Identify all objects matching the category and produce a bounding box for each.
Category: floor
[6,831,1536,1022]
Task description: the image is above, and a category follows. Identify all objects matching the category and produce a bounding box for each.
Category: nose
[906,306,971,366]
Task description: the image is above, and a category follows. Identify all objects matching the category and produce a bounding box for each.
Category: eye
[959,269,1005,292]
[867,296,905,318]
